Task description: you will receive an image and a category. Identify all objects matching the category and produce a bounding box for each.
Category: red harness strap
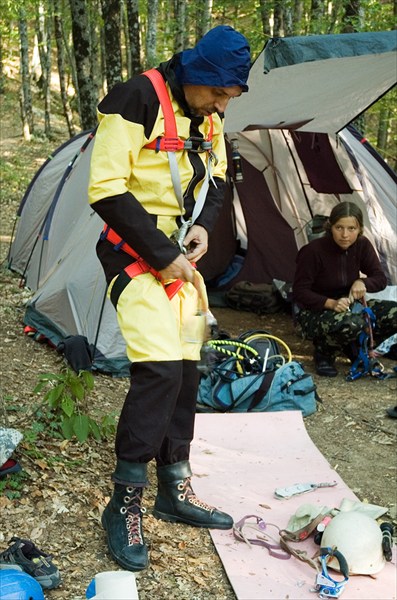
[144,69,185,152]
[103,226,184,300]
[102,69,211,301]
[143,68,213,152]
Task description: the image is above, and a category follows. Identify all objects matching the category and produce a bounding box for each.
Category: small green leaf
[69,379,85,401]
[100,414,116,438]
[60,417,74,439]
[89,418,102,441]
[45,384,65,408]
[38,373,63,382]
[33,381,47,394]
[80,370,95,391]
[72,414,90,443]
[61,394,75,417]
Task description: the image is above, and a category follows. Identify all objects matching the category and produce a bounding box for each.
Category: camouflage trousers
[296,300,397,358]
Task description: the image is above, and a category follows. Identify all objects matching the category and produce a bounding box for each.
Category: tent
[198,125,397,289]
[198,31,397,287]
[7,31,397,377]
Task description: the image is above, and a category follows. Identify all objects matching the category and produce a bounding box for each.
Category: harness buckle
[184,136,213,153]
[162,137,181,151]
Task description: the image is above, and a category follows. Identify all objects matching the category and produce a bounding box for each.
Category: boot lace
[177,477,214,512]
[120,487,146,546]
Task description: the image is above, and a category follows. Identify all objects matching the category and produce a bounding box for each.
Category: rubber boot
[101,461,148,571]
[153,460,233,530]
[313,350,337,377]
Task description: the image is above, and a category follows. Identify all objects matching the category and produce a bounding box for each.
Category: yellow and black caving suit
[88,57,227,475]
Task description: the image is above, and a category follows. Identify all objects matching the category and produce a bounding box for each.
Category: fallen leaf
[34,459,48,470]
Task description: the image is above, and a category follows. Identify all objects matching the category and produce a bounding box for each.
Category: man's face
[183,85,242,117]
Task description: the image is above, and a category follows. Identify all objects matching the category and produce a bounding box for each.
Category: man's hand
[184,224,208,262]
[159,224,209,283]
[159,254,196,283]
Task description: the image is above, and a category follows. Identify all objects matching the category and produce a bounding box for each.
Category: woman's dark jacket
[293,234,387,312]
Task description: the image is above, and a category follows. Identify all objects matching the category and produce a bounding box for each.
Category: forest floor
[0,75,396,599]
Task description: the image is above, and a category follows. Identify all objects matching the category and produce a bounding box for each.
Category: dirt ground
[0,77,396,599]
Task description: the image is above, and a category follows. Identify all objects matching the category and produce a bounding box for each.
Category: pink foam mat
[190,411,396,600]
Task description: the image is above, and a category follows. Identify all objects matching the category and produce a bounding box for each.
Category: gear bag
[225,281,280,314]
[197,331,318,416]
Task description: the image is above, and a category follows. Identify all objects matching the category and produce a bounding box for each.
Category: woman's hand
[349,279,366,302]
[325,297,351,313]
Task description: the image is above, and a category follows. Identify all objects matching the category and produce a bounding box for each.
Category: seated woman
[292,201,397,376]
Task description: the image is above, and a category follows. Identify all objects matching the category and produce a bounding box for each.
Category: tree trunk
[328,0,343,33]
[273,1,285,37]
[145,0,158,69]
[376,105,390,157]
[69,0,98,130]
[125,0,141,76]
[0,30,4,94]
[60,18,80,115]
[174,0,187,52]
[35,1,53,138]
[54,0,76,137]
[35,3,45,89]
[284,3,294,36]
[195,0,212,41]
[293,0,304,35]
[101,0,123,91]
[258,0,272,37]
[44,6,52,138]
[99,26,106,94]
[88,0,102,96]
[18,7,34,138]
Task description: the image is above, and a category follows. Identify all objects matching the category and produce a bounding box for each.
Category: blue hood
[177,26,251,92]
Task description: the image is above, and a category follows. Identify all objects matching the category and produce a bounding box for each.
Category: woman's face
[331,216,361,250]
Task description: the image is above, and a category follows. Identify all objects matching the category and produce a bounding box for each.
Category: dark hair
[324,202,364,234]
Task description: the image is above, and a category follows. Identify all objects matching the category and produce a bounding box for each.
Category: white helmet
[321,511,385,575]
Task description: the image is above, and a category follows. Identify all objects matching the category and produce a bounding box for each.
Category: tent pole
[92,285,108,362]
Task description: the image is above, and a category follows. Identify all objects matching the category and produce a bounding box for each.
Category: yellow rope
[242,333,293,363]
[207,339,259,358]
[206,340,259,375]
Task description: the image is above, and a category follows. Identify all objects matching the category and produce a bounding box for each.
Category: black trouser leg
[156,360,200,466]
[115,360,183,464]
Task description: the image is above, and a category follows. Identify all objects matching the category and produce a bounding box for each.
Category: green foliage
[364,88,397,169]
[359,0,396,31]
[0,158,32,205]
[33,367,116,443]
[0,470,29,500]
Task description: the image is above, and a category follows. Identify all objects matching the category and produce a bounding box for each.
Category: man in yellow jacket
[88,25,250,571]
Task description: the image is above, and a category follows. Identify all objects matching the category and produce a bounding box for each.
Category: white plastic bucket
[92,570,139,599]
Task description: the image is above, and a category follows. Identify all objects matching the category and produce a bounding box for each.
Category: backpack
[238,329,287,372]
[225,281,280,314]
[257,361,318,416]
[197,331,318,417]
